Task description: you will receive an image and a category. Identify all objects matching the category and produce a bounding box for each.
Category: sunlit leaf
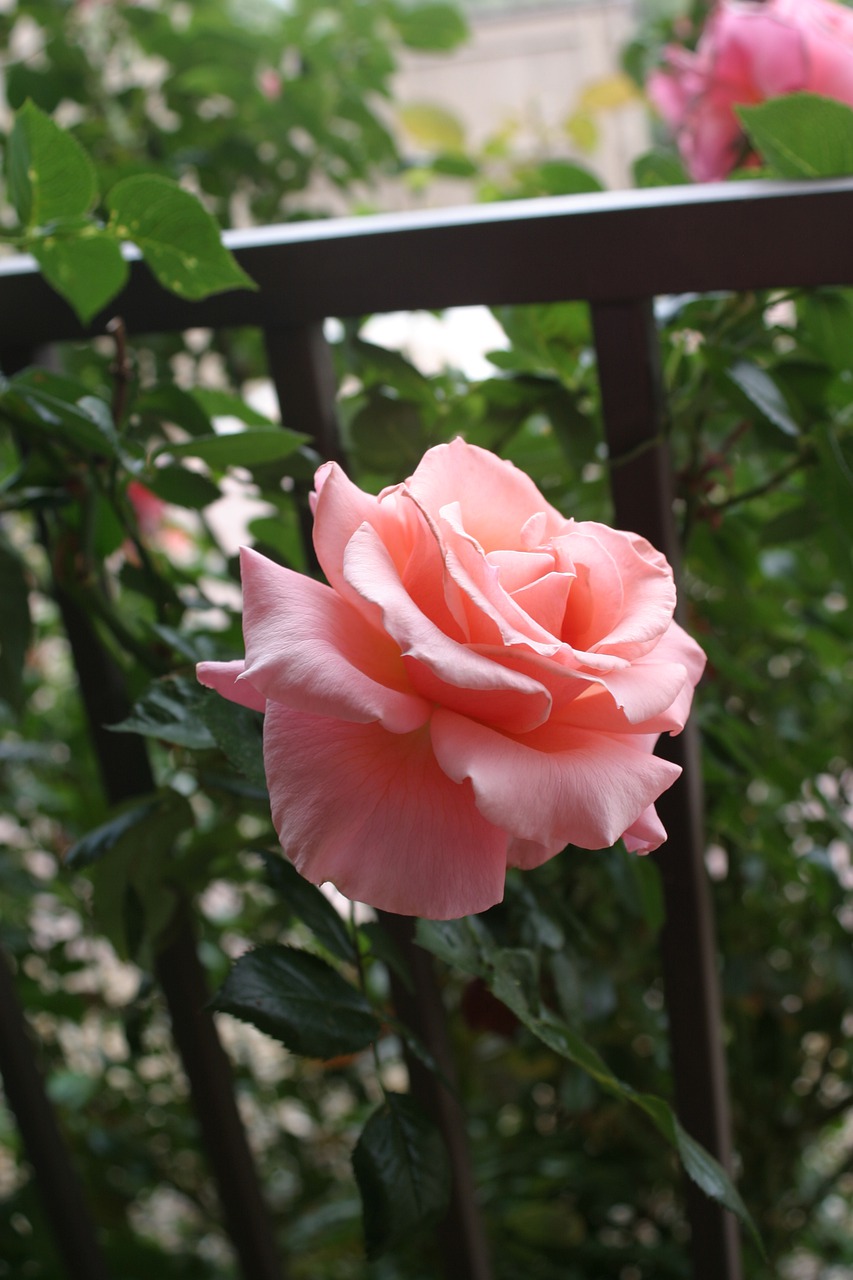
[397,103,466,154]
[738,94,853,178]
[32,230,129,324]
[107,175,257,299]
[7,100,97,228]
[393,2,468,51]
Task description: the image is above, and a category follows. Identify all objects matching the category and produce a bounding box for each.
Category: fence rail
[1,178,853,345]
[4,176,853,1280]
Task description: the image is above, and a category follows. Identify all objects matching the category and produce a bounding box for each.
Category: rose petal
[470,636,692,728]
[431,710,681,852]
[561,524,676,658]
[439,516,563,654]
[622,804,668,854]
[407,438,566,549]
[344,522,553,732]
[505,834,563,871]
[311,462,411,610]
[239,547,429,733]
[197,659,266,712]
[264,704,508,918]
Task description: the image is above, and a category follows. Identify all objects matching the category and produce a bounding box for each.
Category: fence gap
[591,298,743,1280]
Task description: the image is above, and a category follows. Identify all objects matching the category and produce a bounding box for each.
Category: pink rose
[127,480,167,537]
[197,441,705,919]
[647,0,853,181]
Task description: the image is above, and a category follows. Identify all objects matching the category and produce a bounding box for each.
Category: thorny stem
[107,317,132,429]
[705,446,815,516]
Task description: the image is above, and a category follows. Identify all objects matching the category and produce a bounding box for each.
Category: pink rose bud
[647,0,853,180]
[198,441,706,919]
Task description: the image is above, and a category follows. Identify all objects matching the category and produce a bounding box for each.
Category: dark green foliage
[2,1,853,1276]
[210,944,381,1059]
[352,1093,450,1258]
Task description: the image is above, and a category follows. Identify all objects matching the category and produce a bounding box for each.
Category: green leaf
[134,384,213,439]
[532,160,604,196]
[352,1094,450,1259]
[7,100,97,229]
[158,428,308,469]
[398,103,466,154]
[32,230,129,325]
[262,854,354,963]
[0,370,119,455]
[797,289,853,372]
[106,175,257,299]
[210,944,380,1058]
[414,917,491,976]
[65,790,194,871]
[634,1092,759,1244]
[350,391,431,473]
[86,794,192,962]
[414,922,762,1251]
[191,388,277,428]
[393,2,468,51]
[111,676,218,750]
[726,361,800,437]
[633,149,688,188]
[738,93,853,179]
[0,535,31,714]
[142,465,221,510]
[195,690,266,790]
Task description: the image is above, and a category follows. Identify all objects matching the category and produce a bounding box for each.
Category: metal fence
[3,176,853,1280]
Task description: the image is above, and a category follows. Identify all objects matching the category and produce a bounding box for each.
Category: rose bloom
[127,480,167,537]
[647,0,853,181]
[198,441,705,919]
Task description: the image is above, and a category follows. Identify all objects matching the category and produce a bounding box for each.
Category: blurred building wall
[390,0,648,203]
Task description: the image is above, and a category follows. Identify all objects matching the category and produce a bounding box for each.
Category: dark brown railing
[4,176,853,1280]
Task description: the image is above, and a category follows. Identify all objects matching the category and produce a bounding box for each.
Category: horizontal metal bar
[0,179,852,344]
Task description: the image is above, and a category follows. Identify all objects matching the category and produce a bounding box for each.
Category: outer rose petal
[239,546,429,734]
[407,437,567,550]
[622,804,668,854]
[311,462,413,615]
[197,659,266,712]
[263,705,508,918]
[431,709,681,853]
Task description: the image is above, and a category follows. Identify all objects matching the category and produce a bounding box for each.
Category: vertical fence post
[0,945,113,1280]
[50,582,286,1280]
[263,322,494,1280]
[590,298,743,1280]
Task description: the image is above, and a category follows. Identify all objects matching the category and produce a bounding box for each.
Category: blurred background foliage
[1,1,853,1278]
